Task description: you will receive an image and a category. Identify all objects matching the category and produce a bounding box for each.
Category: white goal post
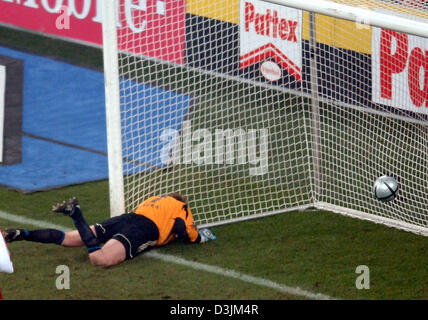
[102,0,428,236]
[102,0,125,218]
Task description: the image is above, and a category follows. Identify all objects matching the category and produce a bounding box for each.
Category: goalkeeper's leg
[87,238,126,268]
[3,227,97,247]
[4,228,66,245]
[5,198,100,249]
[52,198,102,253]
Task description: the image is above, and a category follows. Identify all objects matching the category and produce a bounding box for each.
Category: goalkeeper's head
[168,193,188,205]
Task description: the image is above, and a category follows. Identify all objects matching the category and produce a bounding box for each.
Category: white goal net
[103,0,428,235]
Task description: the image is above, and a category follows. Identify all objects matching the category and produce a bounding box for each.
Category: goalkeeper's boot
[52,197,80,217]
[3,229,26,243]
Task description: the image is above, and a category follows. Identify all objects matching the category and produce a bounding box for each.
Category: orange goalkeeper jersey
[134,195,199,246]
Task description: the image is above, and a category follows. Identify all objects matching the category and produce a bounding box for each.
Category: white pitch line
[0,210,337,300]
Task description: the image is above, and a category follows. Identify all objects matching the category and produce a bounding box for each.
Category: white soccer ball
[373,175,399,202]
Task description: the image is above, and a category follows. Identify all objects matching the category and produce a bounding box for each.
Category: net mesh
[113,0,428,234]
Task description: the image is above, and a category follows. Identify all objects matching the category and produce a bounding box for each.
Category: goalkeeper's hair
[168,193,188,205]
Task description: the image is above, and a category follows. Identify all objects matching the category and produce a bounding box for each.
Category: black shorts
[94,213,159,260]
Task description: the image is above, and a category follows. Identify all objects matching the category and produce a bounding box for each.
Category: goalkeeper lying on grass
[3,193,216,268]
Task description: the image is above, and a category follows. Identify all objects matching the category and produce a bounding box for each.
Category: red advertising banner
[0,0,186,65]
[239,0,303,83]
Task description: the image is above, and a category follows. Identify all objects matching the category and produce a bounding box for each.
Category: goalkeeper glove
[198,228,216,243]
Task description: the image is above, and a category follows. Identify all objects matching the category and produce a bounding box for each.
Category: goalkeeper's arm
[172,218,216,244]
